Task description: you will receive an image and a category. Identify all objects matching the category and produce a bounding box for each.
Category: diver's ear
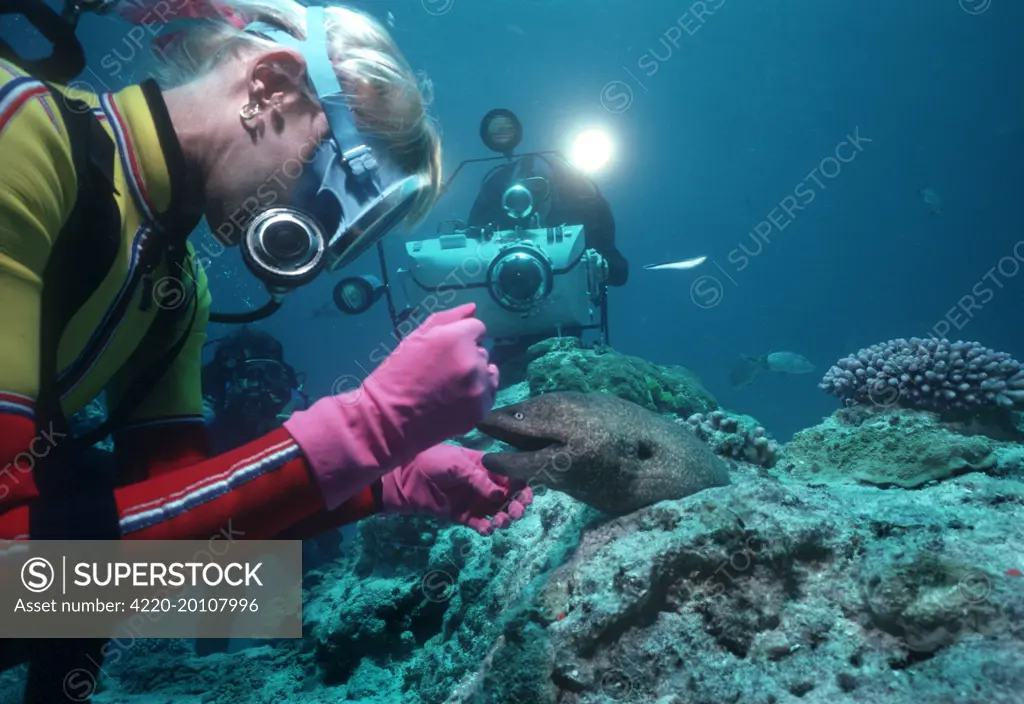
[249,49,309,112]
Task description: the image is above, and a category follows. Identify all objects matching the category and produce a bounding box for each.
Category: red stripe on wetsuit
[0,412,379,540]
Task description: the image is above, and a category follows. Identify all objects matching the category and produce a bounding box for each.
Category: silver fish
[730,351,815,389]
[642,256,707,271]
[920,187,942,215]
[766,351,815,374]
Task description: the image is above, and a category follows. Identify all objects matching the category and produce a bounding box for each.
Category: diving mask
[224,358,292,416]
[240,6,431,289]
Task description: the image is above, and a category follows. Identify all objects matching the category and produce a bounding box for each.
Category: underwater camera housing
[399,223,605,342]
[330,108,611,344]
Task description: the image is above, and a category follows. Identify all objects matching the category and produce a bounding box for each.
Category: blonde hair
[154,0,441,224]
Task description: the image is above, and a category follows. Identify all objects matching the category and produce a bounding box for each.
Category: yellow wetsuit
[0,58,211,431]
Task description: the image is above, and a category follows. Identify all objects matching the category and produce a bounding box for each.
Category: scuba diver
[201,327,310,453]
[467,152,629,287]
[198,327,339,657]
[0,0,532,700]
[466,151,630,378]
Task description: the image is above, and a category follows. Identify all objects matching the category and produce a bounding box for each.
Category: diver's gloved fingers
[468,516,497,536]
[506,487,534,519]
[418,302,477,332]
[487,476,533,515]
[453,469,507,503]
[475,484,533,534]
[442,317,486,344]
[516,486,534,507]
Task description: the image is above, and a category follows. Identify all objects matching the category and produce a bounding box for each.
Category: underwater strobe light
[486,244,554,313]
[569,127,613,174]
[480,108,523,156]
[332,274,386,314]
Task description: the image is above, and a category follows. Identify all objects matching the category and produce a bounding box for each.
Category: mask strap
[242,6,335,97]
[297,7,336,98]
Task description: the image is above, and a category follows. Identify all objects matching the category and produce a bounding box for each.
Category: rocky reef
[8,342,1024,704]
[780,405,1024,488]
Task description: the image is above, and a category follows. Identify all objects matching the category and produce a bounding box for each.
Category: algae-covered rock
[520,467,1024,703]
[780,406,1024,488]
[524,337,716,418]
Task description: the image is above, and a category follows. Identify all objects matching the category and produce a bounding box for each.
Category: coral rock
[525,337,716,418]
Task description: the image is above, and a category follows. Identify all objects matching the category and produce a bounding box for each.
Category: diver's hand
[585,248,609,284]
[381,444,533,535]
[362,302,498,451]
[284,303,499,510]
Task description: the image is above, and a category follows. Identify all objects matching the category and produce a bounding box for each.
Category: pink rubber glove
[284,303,499,510]
[381,444,534,535]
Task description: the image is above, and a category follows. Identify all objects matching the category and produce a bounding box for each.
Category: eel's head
[476,396,574,481]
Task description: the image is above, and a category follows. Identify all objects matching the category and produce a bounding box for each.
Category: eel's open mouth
[476,422,563,452]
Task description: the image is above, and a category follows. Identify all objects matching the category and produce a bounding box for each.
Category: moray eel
[477,392,730,515]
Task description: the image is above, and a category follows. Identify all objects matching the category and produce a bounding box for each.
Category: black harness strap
[19,88,197,703]
[0,7,201,700]
[30,87,121,536]
[0,0,85,83]
[20,87,120,704]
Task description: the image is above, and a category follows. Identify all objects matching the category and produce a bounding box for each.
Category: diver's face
[222,359,290,425]
[225,383,276,423]
[202,50,331,244]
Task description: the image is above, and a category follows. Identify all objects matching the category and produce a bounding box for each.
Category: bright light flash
[569,128,613,173]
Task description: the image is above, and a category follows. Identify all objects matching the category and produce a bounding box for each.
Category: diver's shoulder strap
[35,86,120,458]
[31,86,121,517]
[33,83,198,481]
[32,82,198,451]
[25,87,122,704]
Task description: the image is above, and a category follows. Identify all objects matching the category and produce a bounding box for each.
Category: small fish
[643,256,707,271]
[386,11,395,28]
[729,351,815,389]
[919,187,942,215]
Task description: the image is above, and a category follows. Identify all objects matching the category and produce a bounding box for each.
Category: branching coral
[820,338,1024,413]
